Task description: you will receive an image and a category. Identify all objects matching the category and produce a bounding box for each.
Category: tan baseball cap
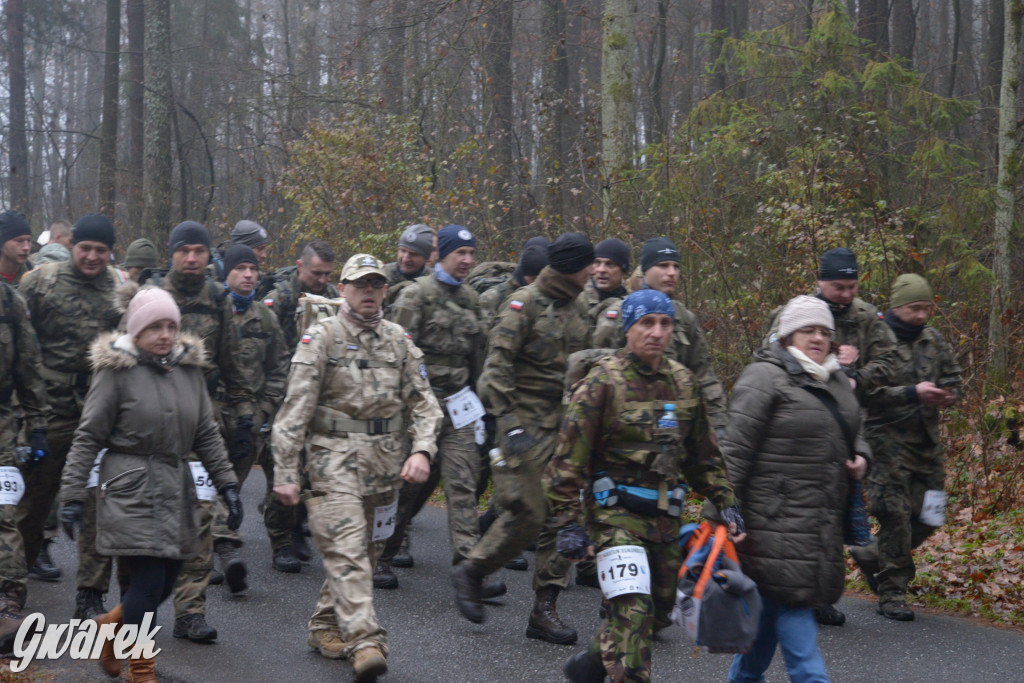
[340,253,387,282]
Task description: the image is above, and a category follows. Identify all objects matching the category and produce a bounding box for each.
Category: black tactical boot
[504,555,528,571]
[850,540,880,594]
[73,588,106,620]
[273,547,302,573]
[209,570,224,585]
[451,561,485,623]
[214,540,248,595]
[563,648,606,683]
[291,527,312,562]
[391,535,413,568]
[481,577,507,600]
[877,599,915,621]
[527,587,578,644]
[28,539,62,581]
[814,604,846,626]
[173,613,218,643]
[373,561,399,590]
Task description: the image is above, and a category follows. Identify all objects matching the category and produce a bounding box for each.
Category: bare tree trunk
[482,0,515,231]
[98,0,121,216]
[947,0,962,98]
[127,0,145,230]
[601,0,636,226]
[143,0,173,242]
[891,0,915,62]
[989,0,1022,386]
[6,0,29,214]
[382,0,407,115]
[648,0,667,146]
[540,0,569,221]
[857,0,889,54]
[985,0,1005,108]
[710,0,728,93]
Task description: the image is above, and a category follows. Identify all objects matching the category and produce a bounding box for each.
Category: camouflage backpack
[466,261,516,294]
[255,265,298,300]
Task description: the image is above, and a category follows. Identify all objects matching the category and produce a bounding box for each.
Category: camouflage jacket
[217,301,290,426]
[579,280,626,330]
[158,270,255,419]
[0,282,48,430]
[2,260,32,286]
[18,261,123,417]
[862,321,961,445]
[389,273,485,399]
[271,314,442,495]
[383,261,427,310]
[763,295,897,396]
[478,266,590,432]
[545,350,735,543]
[477,274,520,332]
[262,271,339,353]
[592,295,728,430]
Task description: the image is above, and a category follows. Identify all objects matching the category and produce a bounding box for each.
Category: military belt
[328,357,398,369]
[422,352,467,369]
[39,366,91,389]
[312,406,404,436]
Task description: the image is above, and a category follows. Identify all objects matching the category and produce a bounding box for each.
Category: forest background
[1,0,1022,624]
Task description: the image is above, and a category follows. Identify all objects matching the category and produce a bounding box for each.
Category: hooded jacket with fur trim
[60,330,237,559]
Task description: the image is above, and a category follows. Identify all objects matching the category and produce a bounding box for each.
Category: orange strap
[678,522,740,584]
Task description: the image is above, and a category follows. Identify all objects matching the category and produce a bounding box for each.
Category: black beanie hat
[0,210,31,246]
[168,221,211,253]
[518,236,550,279]
[547,232,594,275]
[222,244,259,280]
[72,213,116,248]
[595,238,630,272]
[819,247,859,280]
[640,237,679,272]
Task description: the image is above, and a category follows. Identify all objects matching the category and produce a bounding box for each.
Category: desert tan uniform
[272,313,441,657]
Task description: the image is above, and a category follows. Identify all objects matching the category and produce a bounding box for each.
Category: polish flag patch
[263,298,274,307]
[605,310,619,319]
[300,333,313,344]
[509,300,524,311]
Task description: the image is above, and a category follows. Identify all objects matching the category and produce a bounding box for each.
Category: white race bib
[596,545,651,599]
[0,467,25,505]
[919,489,947,527]
[372,498,399,542]
[189,462,217,502]
[86,449,107,489]
[445,387,486,430]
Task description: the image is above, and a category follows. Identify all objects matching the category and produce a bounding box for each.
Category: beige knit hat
[778,295,834,339]
[125,286,181,339]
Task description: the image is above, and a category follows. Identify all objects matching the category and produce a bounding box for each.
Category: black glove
[60,501,85,540]
[30,428,49,461]
[722,506,746,535]
[221,484,243,530]
[504,427,538,456]
[555,523,591,560]
[231,415,254,462]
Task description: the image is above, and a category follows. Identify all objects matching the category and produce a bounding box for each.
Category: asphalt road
[19,468,1024,682]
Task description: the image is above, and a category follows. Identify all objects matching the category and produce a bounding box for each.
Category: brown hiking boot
[526,587,577,645]
[128,654,156,682]
[0,597,25,655]
[308,629,347,659]
[95,603,124,677]
[352,645,387,682]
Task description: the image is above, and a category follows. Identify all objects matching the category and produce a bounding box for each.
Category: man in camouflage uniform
[452,232,594,643]
[580,238,630,329]
[17,214,123,621]
[0,210,34,286]
[592,238,728,437]
[121,238,160,283]
[851,274,960,621]
[144,221,257,642]
[383,225,493,591]
[261,239,338,569]
[213,246,291,572]
[383,223,435,288]
[0,279,49,650]
[546,290,743,683]
[477,237,549,331]
[761,247,898,626]
[272,253,442,680]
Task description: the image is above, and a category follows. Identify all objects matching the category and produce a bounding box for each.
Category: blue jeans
[729,595,829,683]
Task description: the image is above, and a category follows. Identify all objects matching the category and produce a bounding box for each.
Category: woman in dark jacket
[722,295,868,683]
[60,283,242,682]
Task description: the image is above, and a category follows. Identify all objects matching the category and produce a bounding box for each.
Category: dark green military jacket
[862,322,961,445]
[478,266,590,432]
[477,273,519,332]
[0,282,48,432]
[545,350,735,544]
[262,271,339,353]
[218,300,290,426]
[579,280,626,331]
[383,261,427,311]
[18,261,123,417]
[763,295,897,396]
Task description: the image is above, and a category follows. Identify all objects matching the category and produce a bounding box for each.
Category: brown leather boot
[0,596,26,655]
[128,654,157,682]
[95,603,124,677]
[526,586,578,645]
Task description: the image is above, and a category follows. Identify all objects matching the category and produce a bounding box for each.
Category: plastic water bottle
[488,447,506,469]
[657,404,678,430]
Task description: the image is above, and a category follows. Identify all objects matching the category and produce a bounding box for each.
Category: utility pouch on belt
[593,473,684,518]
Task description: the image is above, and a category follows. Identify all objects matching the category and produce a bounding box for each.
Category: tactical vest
[411,274,480,369]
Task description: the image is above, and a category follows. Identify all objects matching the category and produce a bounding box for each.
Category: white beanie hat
[778,295,834,340]
[126,286,181,340]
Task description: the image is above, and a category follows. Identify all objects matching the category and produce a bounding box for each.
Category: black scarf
[884,309,924,342]
[817,292,851,317]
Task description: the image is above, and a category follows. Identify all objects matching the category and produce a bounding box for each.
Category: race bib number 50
[596,545,651,599]
[189,462,217,502]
